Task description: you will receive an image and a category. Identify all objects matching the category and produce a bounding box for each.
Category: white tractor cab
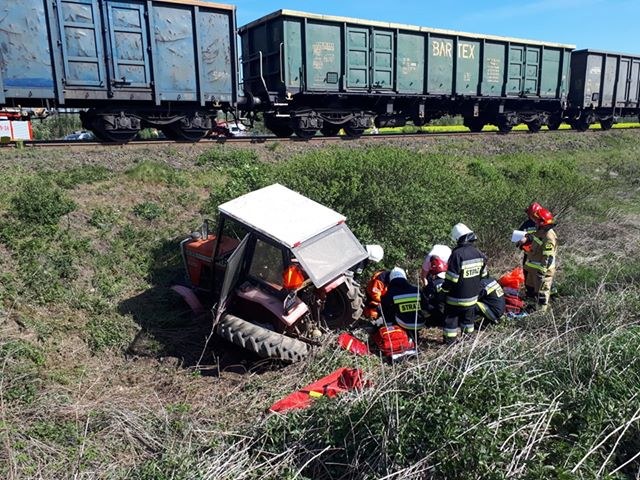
[177,184,381,362]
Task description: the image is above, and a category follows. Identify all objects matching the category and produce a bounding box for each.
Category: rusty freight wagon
[0,0,238,141]
[567,50,640,130]
[239,10,575,137]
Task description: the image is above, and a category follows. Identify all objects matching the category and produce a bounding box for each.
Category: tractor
[174,184,380,362]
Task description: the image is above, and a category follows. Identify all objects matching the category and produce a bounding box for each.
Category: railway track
[3,125,638,149]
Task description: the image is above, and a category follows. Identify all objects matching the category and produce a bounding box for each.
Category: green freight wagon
[239,10,574,137]
[568,50,640,131]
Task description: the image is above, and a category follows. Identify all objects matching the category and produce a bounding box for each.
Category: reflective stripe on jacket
[381,278,421,328]
[477,277,506,322]
[443,242,487,308]
[524,228,557,276]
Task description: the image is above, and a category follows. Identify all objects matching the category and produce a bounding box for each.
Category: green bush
[9,177,76,225]
[202,146,594,268]
[31,114,83,140]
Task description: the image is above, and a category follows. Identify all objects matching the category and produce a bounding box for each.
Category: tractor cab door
[214,234,249,325]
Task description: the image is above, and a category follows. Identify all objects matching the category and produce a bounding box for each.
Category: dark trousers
[443,305,476,343]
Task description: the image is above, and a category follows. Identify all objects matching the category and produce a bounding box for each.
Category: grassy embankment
[0,131,639,478]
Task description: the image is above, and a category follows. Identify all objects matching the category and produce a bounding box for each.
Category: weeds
[9,176,76,225]
[196,147,258,167]
[125,161,186,186]
[133,201,164,221]
[0,133,639,478]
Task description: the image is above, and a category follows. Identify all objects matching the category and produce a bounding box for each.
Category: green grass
[0,132,639,478]
[377,121,640,135]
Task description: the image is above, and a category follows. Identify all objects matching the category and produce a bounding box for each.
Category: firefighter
[442,223,488,344]
[517,202,544,285]
[361,245,387,320]
[421,244,452,285]
[420,256,448,327]
[363,269,390,320]
[476,277,506,324]
[380,267,423,333]
[523,208,557,312]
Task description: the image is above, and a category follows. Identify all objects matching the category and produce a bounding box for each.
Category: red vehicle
[175,184,379,362]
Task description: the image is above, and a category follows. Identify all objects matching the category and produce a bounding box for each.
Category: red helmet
[535,208,555,227]
[525,202,543,220]
[429,257,448,276]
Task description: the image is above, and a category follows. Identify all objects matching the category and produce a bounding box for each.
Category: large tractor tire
[321,273,365,330]
[217,314,309,363]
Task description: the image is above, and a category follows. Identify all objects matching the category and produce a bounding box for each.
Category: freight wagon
[0,0,238,141]
[567,50,640,131]
[239,10,575,138]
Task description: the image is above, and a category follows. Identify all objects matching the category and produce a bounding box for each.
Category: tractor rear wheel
[217,314,310,363]
[321,273,364,330]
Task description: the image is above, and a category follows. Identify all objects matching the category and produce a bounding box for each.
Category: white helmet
[451,223,473,243]
[365,244,384,263]
[389,267,407,282]
[428,244,452,263]
[422,244,452,278]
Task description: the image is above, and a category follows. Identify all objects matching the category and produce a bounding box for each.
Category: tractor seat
[236,283,309,327]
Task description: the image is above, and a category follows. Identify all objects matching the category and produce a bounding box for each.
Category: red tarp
[268,367,366,413]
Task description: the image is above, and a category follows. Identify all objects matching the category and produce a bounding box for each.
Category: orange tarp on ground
[268,367,366,413]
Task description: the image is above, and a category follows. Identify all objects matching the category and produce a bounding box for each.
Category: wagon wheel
[294,127,317,139]
[547,117,562,131]
[497,122,513,134]
[412,117,428,127]
[464,117,485,133]
[571,119,591,132]
[270,125,294,138]
[599,118,615,130]
[161,122,209,142]
[91,120,139,143]
[320,124,342,137]
[526,120,542,133]
[264,116,293,138]
[343,125,365,139]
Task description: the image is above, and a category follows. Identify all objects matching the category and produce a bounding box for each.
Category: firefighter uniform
[519,218,538,285]
[442,242,487,343]
[476,277,506,324]
[420,276,446,327]
[381,277,423,332]
[524,227,557,310]
[363,270,390,319]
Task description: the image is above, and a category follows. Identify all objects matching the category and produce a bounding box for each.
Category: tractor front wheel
[321,273,365,330]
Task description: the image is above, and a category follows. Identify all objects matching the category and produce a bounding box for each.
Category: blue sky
[230,0,637,52]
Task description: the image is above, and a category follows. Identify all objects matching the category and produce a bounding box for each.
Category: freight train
[0,2,639,141]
